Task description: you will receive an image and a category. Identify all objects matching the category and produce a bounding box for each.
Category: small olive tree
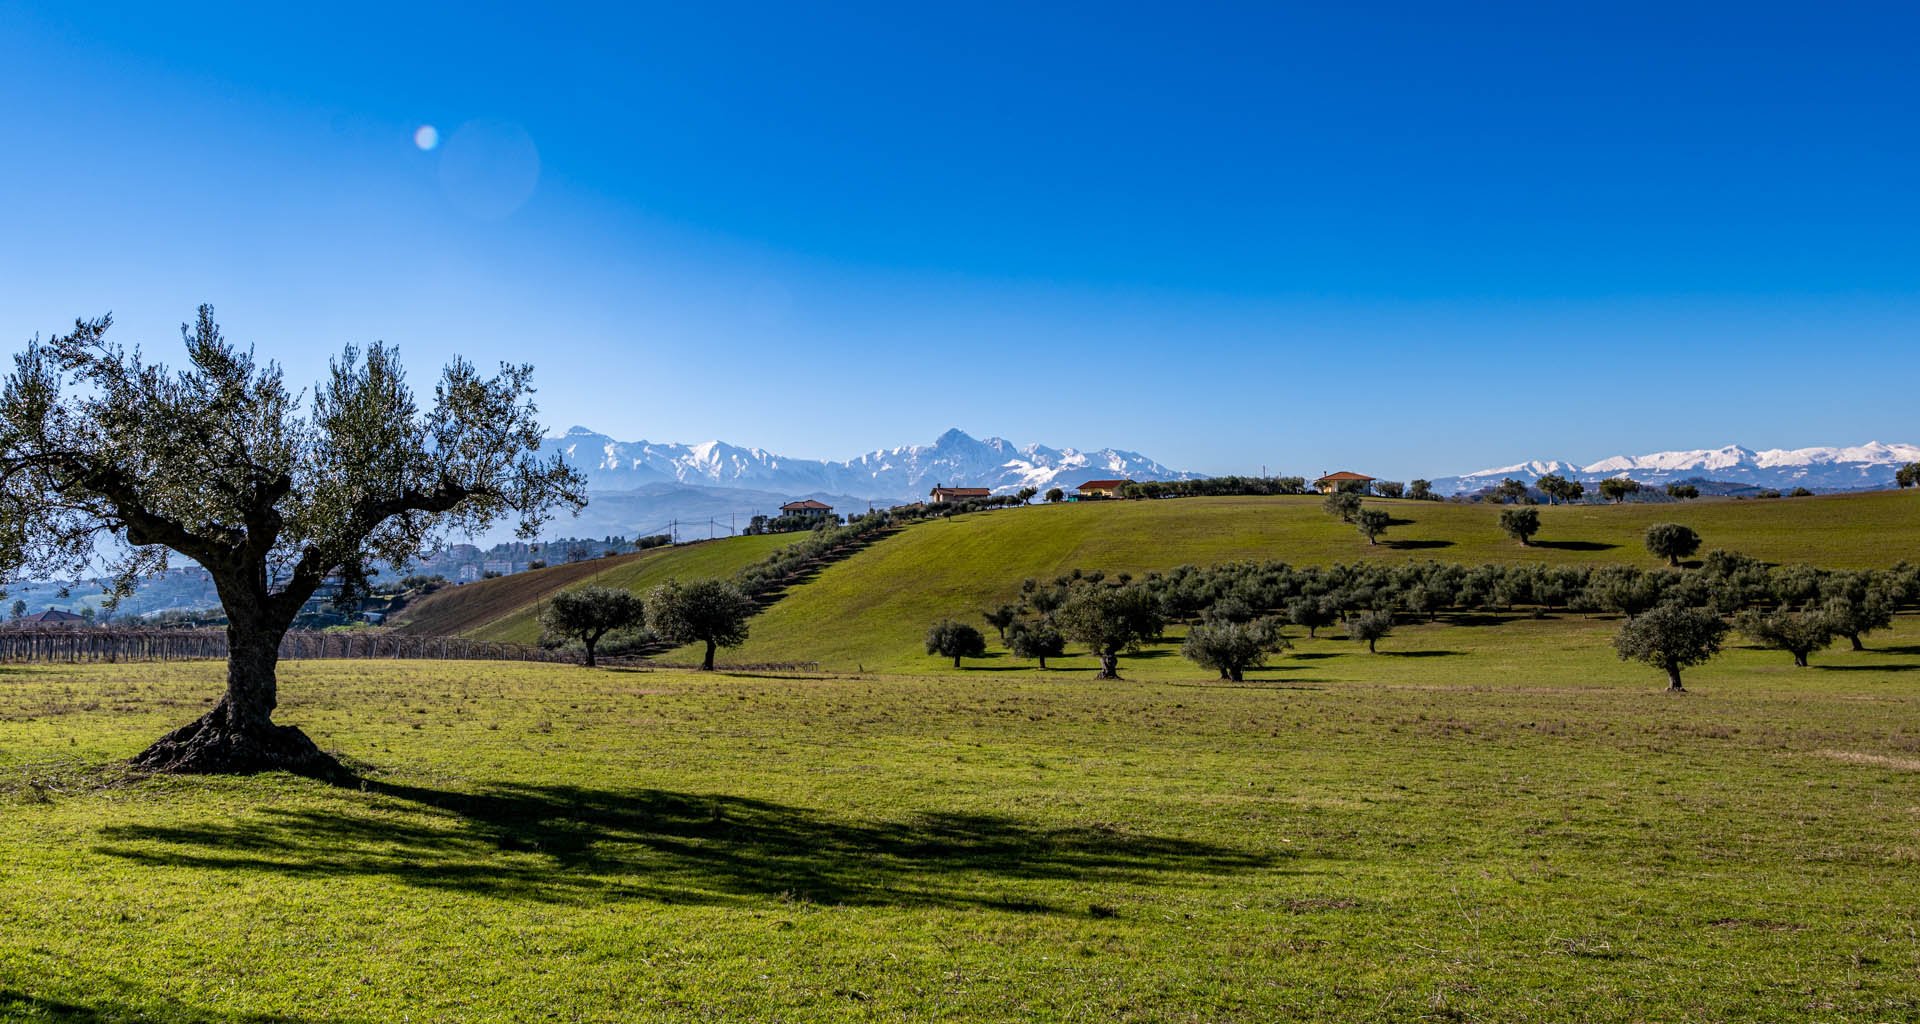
[1498,507,1541,546]
[1006,619,1065,669]
[925,618,988,668]
[0,307,584,776]
[1322,491,1362,522]
[1737,607,1835,667]
[982,604,1019,640]
[1354,508,1391,545]
[1348,610,1393,653]
[540,586,646,668]
[647,578,754,670]
[1644,523,1702,566]
[1613,604,1727,691]
[1182,618,1288,681]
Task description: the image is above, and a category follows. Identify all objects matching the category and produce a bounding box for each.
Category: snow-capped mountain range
[543,426,1196,500]
[1432,442,1920,495]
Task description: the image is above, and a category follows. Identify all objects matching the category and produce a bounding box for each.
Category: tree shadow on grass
[1531,540,1620,552]
[95,781,1279,914]
[1376,650,1464,658]
[1818,663,1920,673]
[1384,538,1453,550]
[0,988,335,1024]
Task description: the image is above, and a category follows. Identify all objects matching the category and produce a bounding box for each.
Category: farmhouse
[780,499,835,519]
[1076,479,1132,499]
[1313,471,1375,494]
[9,609,88,628]
[928,486,991,503]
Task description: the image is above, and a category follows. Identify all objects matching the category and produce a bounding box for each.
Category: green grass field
[709,491,1920,672]
[4,612,1919,1021]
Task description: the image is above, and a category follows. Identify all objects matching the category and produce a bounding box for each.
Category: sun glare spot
[413,125,440,151]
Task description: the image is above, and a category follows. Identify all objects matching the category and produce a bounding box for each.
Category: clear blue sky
[2,2,1915,479]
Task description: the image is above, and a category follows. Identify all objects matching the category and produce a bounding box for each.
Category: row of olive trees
[540,578,754,669]
[928,554,1919,683]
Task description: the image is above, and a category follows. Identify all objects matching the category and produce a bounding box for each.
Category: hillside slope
[395,533,792,640]
[706,491,1920,671]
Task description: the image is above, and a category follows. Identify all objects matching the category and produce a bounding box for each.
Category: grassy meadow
[6,490,1920,1021]
[4,615,1920,1021]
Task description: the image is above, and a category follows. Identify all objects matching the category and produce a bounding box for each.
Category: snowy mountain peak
[544,428,1197,499]
[1434,441,1919,495]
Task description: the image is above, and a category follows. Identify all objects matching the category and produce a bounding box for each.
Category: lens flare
[413,125,440,150]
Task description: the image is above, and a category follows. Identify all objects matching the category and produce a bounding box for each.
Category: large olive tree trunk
[131,598,342,778]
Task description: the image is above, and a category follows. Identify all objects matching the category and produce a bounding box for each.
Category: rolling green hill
[395,533,794,641]
[700,490,1920,671]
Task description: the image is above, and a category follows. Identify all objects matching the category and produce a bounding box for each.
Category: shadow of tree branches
[96,780,1278,913]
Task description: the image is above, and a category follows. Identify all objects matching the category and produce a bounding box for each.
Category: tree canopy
[648,577,755,670]
[1613,604,1727,691]
[1644,523,1703,566]
[925,618,987,668]
[540,586,646,668]
[1498,507,1541,545]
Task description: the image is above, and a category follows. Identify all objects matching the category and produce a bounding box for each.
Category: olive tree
[0,308,584,776]
[1286,596,1337,637]
[1536,474,1583,505]
[1598,477,1642,503]
[1897,462,1920,489]
[1613,604,1727,691]
[1407,479,1434,501]
[982,604,1019,640]
[1665,483,1700,500]
[647,577,755,670]
[1057,584,1164,679]
[1644,523,1702,566]
[1322,491,1362,522]
[925,617,988,668]
[1044,487,1065,503]
[1498,507,1541,546]
[1348,609,1393,653]
[1737,607,1834,667]
[1354,507,1391,545]
[540,585,646,668]
[1181,618,1288,681]
[1005,619,1065,669]
[1492,478,1530,504]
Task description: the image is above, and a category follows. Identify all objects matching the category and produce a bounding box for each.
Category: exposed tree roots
[130,703,348,781]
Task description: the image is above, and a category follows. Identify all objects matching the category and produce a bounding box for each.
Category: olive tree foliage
[1354,507,1391,545]
[1347,609,1393,653]
[1044,487,1065,503]
[1322,491,1362,523]
[1820,572,1896,650]
[1643,523,1703,566]
[1492,478,1531,505]
[1373,480,1405,499]
[647,577,755,670]
[1536,474,1584,505]
[982,604,1019,640]
[1005,619,1065,668]
[0,308,584,775]
[1897,462,1920,489]
[1737,606,1835,667]
[1057,583,1164,679]
[1665,483,1700,500]
[1598,477,1643,503]
[1407,479,1435,501]
[1182,618,1288,681]
[539,586,646,668]
[1498,507,1541,545]
[1613,604,1728,691]
[925,617,988,668]
[1286,596,1337,637]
